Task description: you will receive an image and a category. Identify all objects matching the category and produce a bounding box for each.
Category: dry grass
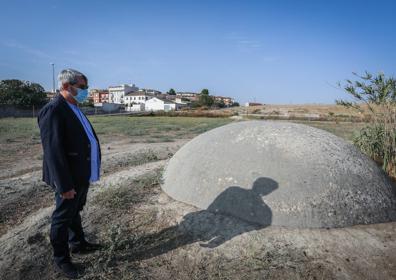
[101,149,164,175]
[89,116,233,144]
[93,169,162,210]
[229,104,373,122]
[146,109,237,118]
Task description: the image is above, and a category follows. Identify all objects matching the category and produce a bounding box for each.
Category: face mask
[71,87,89,103]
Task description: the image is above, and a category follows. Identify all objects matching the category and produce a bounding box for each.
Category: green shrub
[353,124,385,162]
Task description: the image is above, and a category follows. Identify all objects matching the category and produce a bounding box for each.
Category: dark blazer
[37,94,101,193]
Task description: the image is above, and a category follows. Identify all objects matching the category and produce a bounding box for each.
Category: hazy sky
[0,0,395,104]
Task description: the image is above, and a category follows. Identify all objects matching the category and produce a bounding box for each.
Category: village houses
[124,91,153,111]
[214,96,235,106]
[90,83,236,112]
[108,84,138,104]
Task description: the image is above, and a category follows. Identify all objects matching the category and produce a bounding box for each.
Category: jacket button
[88,144,91,148]
[87,157,90,161]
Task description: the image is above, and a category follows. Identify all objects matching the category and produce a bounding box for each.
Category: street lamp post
[50,63,55,93]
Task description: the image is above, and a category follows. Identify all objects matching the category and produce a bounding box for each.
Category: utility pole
[50,63,55,93]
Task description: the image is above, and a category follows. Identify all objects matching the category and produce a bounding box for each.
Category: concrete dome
[162,121,396,228]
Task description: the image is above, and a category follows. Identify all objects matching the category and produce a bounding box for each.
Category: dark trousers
[50,184,89,265]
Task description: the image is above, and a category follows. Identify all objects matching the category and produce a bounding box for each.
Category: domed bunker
[162,121,396,228]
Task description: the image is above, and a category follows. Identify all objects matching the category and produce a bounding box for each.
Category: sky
[0,0,395,104]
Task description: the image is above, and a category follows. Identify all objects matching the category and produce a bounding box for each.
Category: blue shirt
[67,102,100,182]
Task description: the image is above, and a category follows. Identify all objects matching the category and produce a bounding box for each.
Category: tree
[190,101,201,108]
[0,79,47,107]
[215,100,226,108]
[198,88,214,107]
[336,72,396,110]
[201,88,209,95]
[167,88,176,95]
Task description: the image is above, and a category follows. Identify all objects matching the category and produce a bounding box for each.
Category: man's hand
[61,189,76,199]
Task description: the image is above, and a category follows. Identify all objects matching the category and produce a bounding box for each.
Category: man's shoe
[70,241,102,254]
[54,261,79,279]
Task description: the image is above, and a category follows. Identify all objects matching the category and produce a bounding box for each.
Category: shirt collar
[66,101,79,109]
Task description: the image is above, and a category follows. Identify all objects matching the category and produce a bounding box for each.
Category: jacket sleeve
[38,106,74,193]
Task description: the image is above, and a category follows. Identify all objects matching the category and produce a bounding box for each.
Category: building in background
[124,91,153,105]
[94,83,239,111]
[175,97,190,109]
[214,96,235,106]
[125,103,145,112]
[46,90,58,101]
[124,91,154,111]
[108,84,139,104]
[245,102,263,107]
[90,89,109,105]
[145,97,178,111]
[176,92,199,102]
[138,88,162,95]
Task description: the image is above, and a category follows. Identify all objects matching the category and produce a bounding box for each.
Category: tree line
[0,79,48,107]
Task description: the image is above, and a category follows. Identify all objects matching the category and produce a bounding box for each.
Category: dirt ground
[0,118,396,279]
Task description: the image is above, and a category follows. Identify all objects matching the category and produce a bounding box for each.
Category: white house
[124,91,152,105]
[145,97,178,112]
[123,91,154,111]
[108,84,139,104]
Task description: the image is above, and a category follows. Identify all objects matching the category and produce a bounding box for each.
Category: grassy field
[0,116,233,168]
[90,116,233,143]
[0,116,368,163]
[0,115,368,143]
[0,115,369,172]
[289,120,367,142]
[0,116,233,143]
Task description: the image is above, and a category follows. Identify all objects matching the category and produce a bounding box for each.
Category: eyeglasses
[71,84,89,90]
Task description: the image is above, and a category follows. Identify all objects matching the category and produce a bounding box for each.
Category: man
[38,69,101,279]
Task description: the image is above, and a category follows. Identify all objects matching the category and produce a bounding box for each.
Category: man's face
[69,76,88,97]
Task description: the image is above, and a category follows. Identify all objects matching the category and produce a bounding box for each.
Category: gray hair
[58,68,87,89]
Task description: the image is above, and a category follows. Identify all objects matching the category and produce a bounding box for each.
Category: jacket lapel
[57,95,89,143]
[57,95,101,159]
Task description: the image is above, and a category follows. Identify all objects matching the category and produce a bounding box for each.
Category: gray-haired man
[38,69,101,278]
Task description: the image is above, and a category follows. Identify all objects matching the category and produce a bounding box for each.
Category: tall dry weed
[337,72,396,179]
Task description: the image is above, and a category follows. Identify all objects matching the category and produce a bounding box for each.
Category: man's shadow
[126,177,278,261]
